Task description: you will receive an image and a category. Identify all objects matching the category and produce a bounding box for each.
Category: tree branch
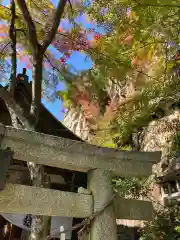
[16,0,43,127]
[0,42,11,57]
[16,0,39,53]
[68,0,73,14]
[42,0,67,52]
[8,0,17,97]
[30,55,43,126]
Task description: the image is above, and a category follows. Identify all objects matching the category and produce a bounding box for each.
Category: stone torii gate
[0,124,161,240]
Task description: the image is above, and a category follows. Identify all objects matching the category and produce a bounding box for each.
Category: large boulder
[140,110,180,176]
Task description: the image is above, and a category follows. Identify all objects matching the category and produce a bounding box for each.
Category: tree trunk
[8,0,16,97]
[7,1,68,238]
[7,106,19,128]
[27,53,51,240]
[29,215,51,240]
[28,163,51,240]
[3,56,51,240]
[4,91,51,240]
[30,54,43,126]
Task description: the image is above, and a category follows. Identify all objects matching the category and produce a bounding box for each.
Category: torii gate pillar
[88,169,117,240]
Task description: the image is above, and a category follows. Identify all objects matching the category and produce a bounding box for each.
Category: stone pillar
[88,169,117,240]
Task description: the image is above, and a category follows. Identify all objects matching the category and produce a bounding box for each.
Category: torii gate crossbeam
[0,124,161,177]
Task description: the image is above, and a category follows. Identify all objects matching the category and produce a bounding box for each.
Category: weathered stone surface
[138,110,180,210]
[0,125,161,177]
[0,184,93,218]
[0,148,12,190]
[0,183,154,221]
[116,219,145,228]
[88,169,117,240]
[114,197,153,221]
[140,110,180,176]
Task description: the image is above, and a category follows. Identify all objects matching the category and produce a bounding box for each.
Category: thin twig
[0,4,68,38]
[0,42,11,56]
[44,54,62,74]
[68,0,73,14]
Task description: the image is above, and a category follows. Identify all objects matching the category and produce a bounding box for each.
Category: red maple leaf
[94,33,102,40]
[131,58,138,66]
[58,27,63,33]
[59,57,66,64]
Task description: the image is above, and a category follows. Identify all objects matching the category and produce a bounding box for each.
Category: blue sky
[0,0,102,121]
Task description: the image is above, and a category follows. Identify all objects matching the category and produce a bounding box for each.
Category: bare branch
[16,0,39,53]
[42,0,67,52]
[0,42,11,57]
[44,53,62,74]
[15,1,43,127]
[0,4,68,38]
[8,0,17,96]
[68,0,73,14]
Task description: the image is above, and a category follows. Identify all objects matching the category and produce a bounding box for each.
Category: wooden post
[88,169,117,240]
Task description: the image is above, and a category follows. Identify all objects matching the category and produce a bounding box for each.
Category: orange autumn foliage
[131,58,139,66]
[122,34,133,45]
